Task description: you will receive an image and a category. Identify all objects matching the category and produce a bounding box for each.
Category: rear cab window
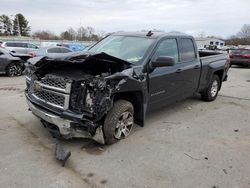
[179,38,196,62]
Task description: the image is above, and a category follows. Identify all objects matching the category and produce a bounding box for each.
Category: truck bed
[198,50,229,92]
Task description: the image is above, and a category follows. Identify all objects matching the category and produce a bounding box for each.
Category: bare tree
[32,30,59,40]
[67,27,76,40]
[77,26,87,41]
[196,31,206,38]
[237,24,250,39]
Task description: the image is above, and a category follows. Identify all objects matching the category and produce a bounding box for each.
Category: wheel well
[113,91,144,126]
[214,70,224,89]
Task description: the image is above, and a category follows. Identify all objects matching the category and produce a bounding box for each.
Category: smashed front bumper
[26,97,105,144]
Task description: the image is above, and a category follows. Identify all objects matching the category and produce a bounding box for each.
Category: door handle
[176,69,182,73]
[194,65,200,69]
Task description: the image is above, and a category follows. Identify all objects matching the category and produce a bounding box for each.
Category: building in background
[196,37,225,50]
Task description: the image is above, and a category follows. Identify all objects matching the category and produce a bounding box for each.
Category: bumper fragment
[26,98,105,144]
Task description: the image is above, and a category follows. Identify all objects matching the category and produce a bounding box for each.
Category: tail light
[229,54,233,58]
[29,52,36,57]
[242,54,250,58]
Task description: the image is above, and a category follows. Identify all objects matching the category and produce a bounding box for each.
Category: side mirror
[151,56,175,68]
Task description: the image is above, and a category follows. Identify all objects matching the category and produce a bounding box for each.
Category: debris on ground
[184,153,200,160]
[54,139,71,166]
[223,169,228,174]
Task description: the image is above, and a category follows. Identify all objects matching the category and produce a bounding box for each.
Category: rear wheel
[7,62,23,77]
[103,100,134,145]
[201,75,220,101]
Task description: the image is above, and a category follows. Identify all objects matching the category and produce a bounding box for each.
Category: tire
[103,100,134,145]
[6,62,23,77]
[201,75,221,101]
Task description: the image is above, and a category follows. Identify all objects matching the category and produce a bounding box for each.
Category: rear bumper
[26,96,105,144]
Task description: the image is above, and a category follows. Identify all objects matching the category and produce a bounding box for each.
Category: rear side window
[6,42,27,48]
[180,38,196,62]
[60,48,71,53]
[27,43,38,49]
[153,39,179,62]
[47,48,62,53]
[6,42,17,47]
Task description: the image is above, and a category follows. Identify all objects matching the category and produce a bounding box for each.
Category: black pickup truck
[25,32,229,144]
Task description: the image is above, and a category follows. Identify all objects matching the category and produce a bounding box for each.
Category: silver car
[1,41,39,54]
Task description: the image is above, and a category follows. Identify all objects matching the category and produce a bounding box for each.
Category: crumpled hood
[28,52,132,68]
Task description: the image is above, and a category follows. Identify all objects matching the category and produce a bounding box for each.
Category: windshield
[89,35,155,65]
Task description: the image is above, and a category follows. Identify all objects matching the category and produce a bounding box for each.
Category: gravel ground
[0,66,250,188]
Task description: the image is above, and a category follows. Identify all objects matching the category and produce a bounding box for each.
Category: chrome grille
[33,90,65,107]
[40,75,71,93]
[29,75,72,110]
[41,76,66,89]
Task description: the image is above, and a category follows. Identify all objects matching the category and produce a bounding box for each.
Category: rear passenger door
[17,43,28,54]
[177,38,201,98]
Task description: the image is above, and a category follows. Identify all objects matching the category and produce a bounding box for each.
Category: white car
[1,41,39,54]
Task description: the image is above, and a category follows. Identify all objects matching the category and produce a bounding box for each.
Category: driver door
[148,38,182,109]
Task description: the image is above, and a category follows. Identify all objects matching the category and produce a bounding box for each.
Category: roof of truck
[112,31,192,39]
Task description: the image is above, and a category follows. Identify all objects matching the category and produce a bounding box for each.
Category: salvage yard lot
[0,67,250,188]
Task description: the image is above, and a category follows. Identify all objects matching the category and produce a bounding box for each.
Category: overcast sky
[1,0,250,38]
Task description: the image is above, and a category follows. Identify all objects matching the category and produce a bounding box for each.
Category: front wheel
[103,100,134,145]
[201,75,221,101]
[6,62,23,77]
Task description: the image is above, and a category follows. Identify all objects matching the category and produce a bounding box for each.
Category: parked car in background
[0,48,25,76]
[0,41,39,54]
[29,46,73,57]
[57,43,86,52]
[230,49,250,67]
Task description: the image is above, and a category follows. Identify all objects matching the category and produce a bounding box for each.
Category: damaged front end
[25,52,139,144]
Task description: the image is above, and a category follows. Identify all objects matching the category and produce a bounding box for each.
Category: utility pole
[80,18,82,41]
[16,14,21,37]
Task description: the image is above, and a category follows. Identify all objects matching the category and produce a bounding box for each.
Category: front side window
[153,39,179,62]
[89,35,155,65]
[180,38,196,62]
